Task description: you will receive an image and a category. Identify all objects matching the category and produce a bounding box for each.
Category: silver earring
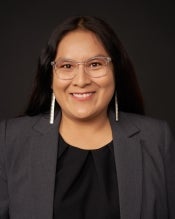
[49,93,55,124]
[115,94,119,121]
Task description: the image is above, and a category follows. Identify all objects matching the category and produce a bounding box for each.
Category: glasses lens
[86,57,109,78]
[55,59,75,80]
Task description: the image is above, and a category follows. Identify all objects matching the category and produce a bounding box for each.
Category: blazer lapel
[29,112,61,219]
[109,112,142,219]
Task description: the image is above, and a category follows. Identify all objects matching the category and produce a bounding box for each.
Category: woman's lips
[71,92,95,100]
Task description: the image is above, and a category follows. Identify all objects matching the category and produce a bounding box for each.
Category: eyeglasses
[51,56,111,80]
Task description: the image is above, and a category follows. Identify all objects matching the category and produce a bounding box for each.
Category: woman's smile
[71,92,95,101]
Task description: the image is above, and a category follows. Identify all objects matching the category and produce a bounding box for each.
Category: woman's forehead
[55,30,108,60]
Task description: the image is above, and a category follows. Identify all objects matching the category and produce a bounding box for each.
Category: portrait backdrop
[0,0,175,134]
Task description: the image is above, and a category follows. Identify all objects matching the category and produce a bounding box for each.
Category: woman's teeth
[72,93,93,98]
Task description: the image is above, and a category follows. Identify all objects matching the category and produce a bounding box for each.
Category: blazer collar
[32,110,140,136]
[32,111,61,134]
[30,111,142,219]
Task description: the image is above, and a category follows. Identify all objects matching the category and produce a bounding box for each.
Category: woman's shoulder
[118,111,174,142]
[117,112,175,160]
[119,111,167,128]
[0,114,47,139]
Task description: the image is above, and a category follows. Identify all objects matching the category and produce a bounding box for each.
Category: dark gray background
[0,0,175,134]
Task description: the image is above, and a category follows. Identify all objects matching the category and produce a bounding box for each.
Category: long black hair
[25,16,145,116]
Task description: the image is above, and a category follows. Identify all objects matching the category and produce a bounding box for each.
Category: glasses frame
[51,56,112,80]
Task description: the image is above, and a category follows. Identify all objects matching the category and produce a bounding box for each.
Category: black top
[53,135,120,219]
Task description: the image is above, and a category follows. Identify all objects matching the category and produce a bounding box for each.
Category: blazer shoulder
[119,111,175,157]
[118,111,175,143]
[0,114,44,140]
[119,111,167,132]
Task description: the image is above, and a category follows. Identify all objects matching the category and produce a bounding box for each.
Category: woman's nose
[72,64,91,87]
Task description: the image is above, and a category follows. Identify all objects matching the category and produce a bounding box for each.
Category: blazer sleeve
[164,122,175,218]
[0,120,9,219]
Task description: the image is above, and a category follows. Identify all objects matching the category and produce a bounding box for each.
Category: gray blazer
[0,111,175,219]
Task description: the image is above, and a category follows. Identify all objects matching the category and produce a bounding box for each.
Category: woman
[0,16,175,219]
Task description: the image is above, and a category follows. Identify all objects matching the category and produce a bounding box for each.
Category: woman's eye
[89,61,102,68]
[92,62,99,66]
[63,64,72,68]
[59,63,72,69]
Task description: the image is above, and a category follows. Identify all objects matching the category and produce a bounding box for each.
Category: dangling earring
[49,93,55,124]
[115,94,119,121]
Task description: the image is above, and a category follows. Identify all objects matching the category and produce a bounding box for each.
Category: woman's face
[52,30,115,121]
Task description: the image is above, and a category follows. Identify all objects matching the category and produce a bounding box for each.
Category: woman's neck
[59,113,112,150]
